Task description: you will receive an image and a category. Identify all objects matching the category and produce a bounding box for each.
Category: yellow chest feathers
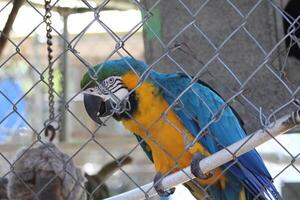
[120,72,226,186]
[121,72,184,137]
[120,73,210,172]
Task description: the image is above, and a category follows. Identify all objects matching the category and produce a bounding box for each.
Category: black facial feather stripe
[105,77,122,86]
[104,78,121,88]
[111,86,126,93]
[110,82,123,91]
[102,77,126,94]
[111,88,125,94]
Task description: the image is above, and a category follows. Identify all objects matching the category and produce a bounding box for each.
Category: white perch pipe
[106,109,300,200]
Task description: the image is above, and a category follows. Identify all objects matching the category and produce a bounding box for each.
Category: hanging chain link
[44,0,57,141]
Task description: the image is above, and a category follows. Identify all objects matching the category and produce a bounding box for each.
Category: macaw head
[80,57,149,124]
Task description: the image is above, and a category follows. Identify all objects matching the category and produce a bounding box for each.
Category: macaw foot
[153,173,176,197]
[191,153,213,179]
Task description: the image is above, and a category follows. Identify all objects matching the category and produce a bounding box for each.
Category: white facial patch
[99,76,129,103]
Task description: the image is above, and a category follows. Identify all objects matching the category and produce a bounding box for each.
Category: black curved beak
[83,92,113,126]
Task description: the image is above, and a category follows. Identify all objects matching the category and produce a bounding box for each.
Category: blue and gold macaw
[81,57,281,200]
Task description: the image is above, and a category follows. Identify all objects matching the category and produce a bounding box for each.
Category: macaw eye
[108,77,115,85]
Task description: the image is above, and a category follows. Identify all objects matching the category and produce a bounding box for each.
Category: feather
[154,72,281,200]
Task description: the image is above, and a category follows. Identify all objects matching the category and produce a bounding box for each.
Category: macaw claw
[153,173,176,197]
[191,153,213,179]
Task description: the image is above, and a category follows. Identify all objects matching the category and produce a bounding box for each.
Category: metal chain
[44,0,57,141]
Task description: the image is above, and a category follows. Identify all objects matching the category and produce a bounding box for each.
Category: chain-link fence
[0,0,300,199]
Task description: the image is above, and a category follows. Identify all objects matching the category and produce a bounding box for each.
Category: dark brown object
[0,0,24,58]
[7,143,86,200]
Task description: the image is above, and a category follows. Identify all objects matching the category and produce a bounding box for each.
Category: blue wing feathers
[153,72,281,200]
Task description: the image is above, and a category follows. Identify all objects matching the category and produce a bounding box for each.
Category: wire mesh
[0,0,300,199]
